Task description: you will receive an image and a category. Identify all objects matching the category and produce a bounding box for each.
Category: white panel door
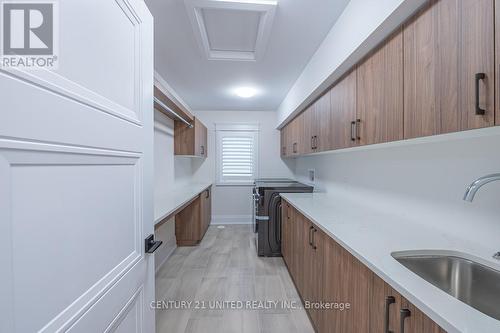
[0,1,155,332]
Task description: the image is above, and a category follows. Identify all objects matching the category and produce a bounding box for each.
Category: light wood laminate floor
[155,225,315,333]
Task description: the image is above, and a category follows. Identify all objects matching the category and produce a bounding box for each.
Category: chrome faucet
[463,173,500,202]
[463,173,500,260]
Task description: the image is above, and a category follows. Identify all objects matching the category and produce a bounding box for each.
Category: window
[216,123,259,185]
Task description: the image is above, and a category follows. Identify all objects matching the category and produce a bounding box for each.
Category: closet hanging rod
[154,97,193,128]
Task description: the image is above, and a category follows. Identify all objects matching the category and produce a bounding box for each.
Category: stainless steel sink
[392,251,500,321]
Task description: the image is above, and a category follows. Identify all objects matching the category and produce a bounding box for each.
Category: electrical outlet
[308,169,315,184]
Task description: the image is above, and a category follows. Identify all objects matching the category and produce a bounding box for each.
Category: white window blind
[216,124,259,185]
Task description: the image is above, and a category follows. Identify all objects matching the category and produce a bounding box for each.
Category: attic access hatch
[184,0,277,61]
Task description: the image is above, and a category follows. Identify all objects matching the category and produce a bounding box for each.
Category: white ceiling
[146,0,350,111]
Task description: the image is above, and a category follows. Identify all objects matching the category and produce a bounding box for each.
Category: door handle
[312,228,317,250]
[475,73,486,115]
[145,234,162,254]
[356,119,361,141]
[400,309,411,333]
[350,121,356,141]
[311,136,314,150]
[309,226,314,247]
[205,189,210,199]
[384,296,395,333]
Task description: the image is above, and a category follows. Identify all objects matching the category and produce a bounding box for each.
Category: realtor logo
[1,1,58,68]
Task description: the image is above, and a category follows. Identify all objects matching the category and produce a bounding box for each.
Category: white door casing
[0,1,155,332]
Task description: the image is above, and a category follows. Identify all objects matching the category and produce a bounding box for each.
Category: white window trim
[216,123,259,186]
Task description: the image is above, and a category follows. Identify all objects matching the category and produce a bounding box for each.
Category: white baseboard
[211,215,253,225]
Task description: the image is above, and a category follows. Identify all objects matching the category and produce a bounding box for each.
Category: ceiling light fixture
[234,87,258,98]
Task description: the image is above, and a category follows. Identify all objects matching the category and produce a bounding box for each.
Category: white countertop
[280,192,500,333]
[154,182,212,224]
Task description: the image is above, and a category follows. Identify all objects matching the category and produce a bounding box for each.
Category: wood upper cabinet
[461,0,494,130]
[280,126,288,158]
[311,92,332,152]
[330,69,357,150]
[404,0,494,139]
[288,116,301,156]
[174,117,208,157]
[194,118,208,157]
[357,29,404,146]
[280,0,498,155]
[297,107,313,155]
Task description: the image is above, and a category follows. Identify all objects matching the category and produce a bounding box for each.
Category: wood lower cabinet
[303,221,325,331]
[175,186,211,246]
[357,29,404,146]
[175,117,208,157]
[281,201,292,265]
[370,273,404,333]
[291,208,305,292]
[281,200,446,333]
[404,0,494,139]
[371,274,446,333]
[200,186,211,234]
[400,297,447,333]
[322,234,371,333]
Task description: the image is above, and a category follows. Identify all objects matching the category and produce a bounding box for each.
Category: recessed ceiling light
[234,87,258,98]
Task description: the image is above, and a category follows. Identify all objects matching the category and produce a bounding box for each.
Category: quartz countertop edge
[154,182,212,225]
[280,192,500,333]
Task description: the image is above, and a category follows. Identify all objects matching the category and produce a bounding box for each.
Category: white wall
[193,110,295,224]
[277,0,426,127]
[153,110,194,269]
[292,130,500,250]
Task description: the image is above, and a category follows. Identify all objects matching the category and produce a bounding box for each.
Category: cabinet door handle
[205,189,210,199]
[475,73,486,115]
[309,226,313,246]
[314,136,318,149]
[350,121,356,141]
[384,296,395,333]
[293,142,297,154]
[311,136,315,150]
[356,119,361,140]
[312,228,317,250]
[200,145,205,155]
[400,309,411,333]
